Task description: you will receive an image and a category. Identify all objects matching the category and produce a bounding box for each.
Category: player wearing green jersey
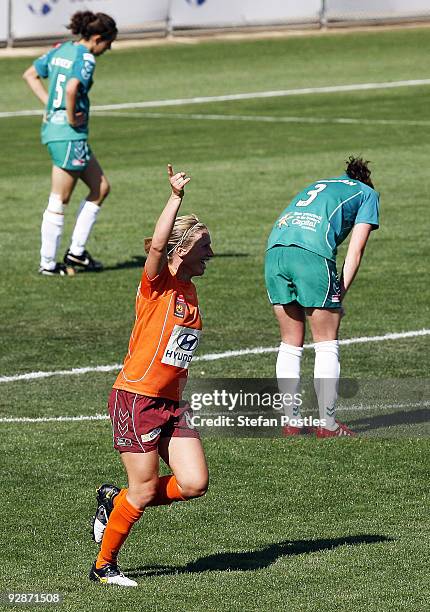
[265,157,380,437]
[23,11,117,275]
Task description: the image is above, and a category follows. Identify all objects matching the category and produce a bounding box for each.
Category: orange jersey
[113,264,202,401]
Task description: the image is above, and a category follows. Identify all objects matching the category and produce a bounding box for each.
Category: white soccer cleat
[89,562,137,587]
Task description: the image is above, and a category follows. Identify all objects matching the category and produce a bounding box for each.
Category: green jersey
[34,41,96,144]
[266,174,380,261]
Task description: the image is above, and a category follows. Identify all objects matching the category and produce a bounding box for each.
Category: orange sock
[113,488,127,507]
[96,494,143,568]
[147,475,186,506]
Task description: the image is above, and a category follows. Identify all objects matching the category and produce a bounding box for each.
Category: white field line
[1,401,428,424]
[0,414,109,423]
[336,401,430,413]
[95,111,430,127]
[2,78,430,119]
[0,329,428,385]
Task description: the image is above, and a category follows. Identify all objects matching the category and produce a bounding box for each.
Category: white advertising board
[169,0,322,29]
[326,0,430,20]
[11,0,169,39]
[0,0,9,42]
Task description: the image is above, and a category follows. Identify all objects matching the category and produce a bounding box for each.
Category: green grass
[0,27,429,611]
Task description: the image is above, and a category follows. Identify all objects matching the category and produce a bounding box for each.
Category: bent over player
[265,157,380,437]
[89,165,214,586]
[23,11,117,275]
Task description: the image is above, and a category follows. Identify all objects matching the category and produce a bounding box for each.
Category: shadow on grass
[103,255,146,271]
[353,408,430,432]
[103,252,249,272]
[127,534,391,577]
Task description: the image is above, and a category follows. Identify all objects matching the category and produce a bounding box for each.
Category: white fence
[2,1,430,45]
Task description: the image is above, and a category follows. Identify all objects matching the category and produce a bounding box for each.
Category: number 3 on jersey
[53,74,66,108]
[296,183,327,207]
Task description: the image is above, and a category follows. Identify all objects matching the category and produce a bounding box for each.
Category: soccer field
[0,27,429,611]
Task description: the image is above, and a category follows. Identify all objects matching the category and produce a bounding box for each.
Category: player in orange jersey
[89,165,214,587]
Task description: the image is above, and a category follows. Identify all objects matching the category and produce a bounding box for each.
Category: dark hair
[345,156,374,189]
[68,11,117,41]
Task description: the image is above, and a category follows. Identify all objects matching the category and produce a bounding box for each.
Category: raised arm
[340,223,373,300]
[145,164,191,280]
[22,65,48,106]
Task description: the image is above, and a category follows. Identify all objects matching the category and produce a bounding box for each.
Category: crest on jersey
[174,294,186,318]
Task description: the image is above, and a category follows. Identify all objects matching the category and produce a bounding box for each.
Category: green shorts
[46,140,92,171]
[265,245,341,308]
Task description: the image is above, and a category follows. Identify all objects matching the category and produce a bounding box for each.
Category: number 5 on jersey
[53,74,66,108]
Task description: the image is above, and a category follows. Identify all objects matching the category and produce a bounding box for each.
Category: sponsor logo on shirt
[277,212,294,228]
[278,211,322,232]
[277,212,322,231]
[161,325,202,369]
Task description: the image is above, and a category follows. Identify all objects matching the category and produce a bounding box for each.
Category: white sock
[69,200,100,256]
[40,193,64,270]
[276,342,303,422]
[314,340,340,430]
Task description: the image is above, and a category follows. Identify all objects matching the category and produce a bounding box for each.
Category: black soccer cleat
[64,249,103,272]
[38,262,70,276]
[91,483,120,544]
[89,561,137,587]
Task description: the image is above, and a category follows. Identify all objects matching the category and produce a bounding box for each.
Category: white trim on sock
[47,193,65,215]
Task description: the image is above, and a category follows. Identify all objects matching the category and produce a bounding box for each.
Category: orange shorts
[108,388,200,453]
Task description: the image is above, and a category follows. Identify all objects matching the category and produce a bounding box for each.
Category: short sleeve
[33,52,50,78]
[140,263,172,298]
[355,189,380,230]
[71,51,95,87]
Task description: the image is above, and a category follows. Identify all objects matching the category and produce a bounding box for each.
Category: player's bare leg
[39,166,78,275]
[273,303,309,435]
[120,450,160,510]
[50,164,79,203]
[65,155,110,271]
[158,436,209,499]
[305,307,341,343]
[274,302,305,346]
[80,155,110,205]
[305,307,353,436]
